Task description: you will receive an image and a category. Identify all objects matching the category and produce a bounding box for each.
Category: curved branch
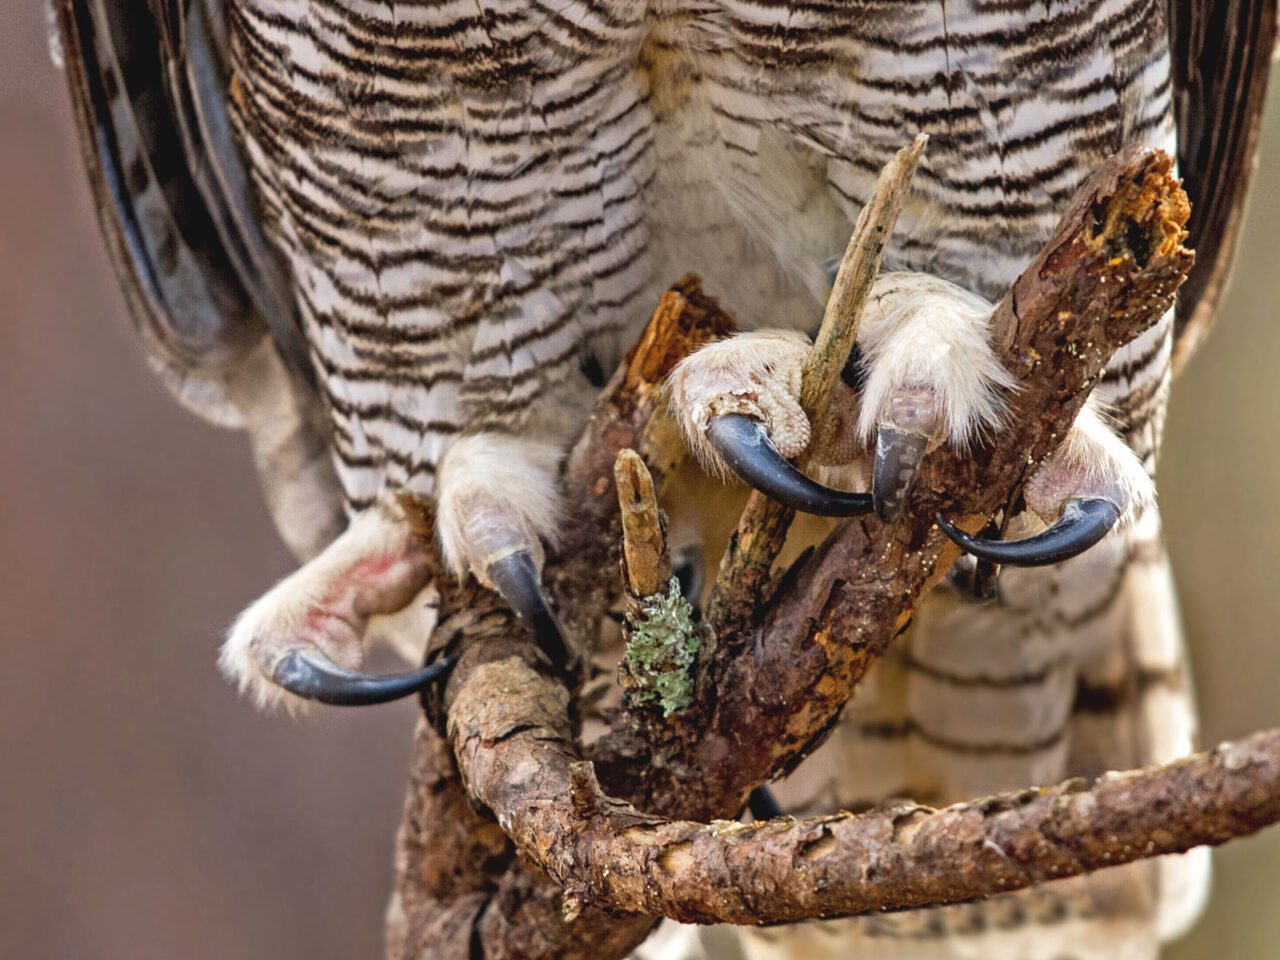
[453,651,1280,924]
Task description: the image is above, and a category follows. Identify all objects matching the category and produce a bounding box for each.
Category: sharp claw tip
[272,649,453,707]
[935,497,1120,568]
[487,550,573,669]
[707,414,873,517]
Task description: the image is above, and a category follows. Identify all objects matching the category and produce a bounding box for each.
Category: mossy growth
[625,576,700,717]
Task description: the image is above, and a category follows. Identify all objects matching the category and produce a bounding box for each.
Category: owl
[53,1,1274,958]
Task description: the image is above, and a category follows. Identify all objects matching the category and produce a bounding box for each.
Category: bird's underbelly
[229,0,1175,507]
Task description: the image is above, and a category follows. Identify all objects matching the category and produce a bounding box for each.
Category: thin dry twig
[707,135,928,631]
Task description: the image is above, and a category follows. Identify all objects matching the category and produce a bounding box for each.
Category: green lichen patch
[625,577,700,717]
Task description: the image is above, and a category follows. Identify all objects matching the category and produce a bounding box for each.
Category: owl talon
[707,414,872,517]
[937,497,1122,567]
[939,400,1155,567]
[747,785,785,821]
[872,427,929,521]
[272,648,454,706]
[487,549,573,669]
[220,498,438,712]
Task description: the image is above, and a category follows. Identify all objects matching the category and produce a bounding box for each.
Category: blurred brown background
[1,3,1277,957]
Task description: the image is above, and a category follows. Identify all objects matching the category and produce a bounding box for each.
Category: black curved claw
[936,497,1122,568]
[873,427,928,521]
[747,785,785,821]
[707,414,873,517]
[272,649,454,707]
[673,545,705,612]
[487,549,573,669]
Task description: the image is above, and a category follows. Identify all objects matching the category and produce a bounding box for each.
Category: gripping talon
[673,545,704,611]
[873,427,928,521]
[936,497,1122,567]
[487,549,573,669]
[707,414,873,517]
[272,649,454,706]
[747,785,785,821]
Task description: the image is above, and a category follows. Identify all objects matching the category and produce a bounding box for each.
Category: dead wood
[592,145,1194,821]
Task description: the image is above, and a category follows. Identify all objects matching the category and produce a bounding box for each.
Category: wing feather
[1169,0,1277,371]
[53,0,314,419]
[54,0,343,558]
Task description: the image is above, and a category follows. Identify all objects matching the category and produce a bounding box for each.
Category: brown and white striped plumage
[225,0,1179,508]
[54,0,1275,957]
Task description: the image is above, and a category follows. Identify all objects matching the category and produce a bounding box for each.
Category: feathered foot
[436,434,573,669]
[220,496,447,711]
[667,329,871,515]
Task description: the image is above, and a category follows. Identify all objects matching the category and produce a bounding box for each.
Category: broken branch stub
[615,449,670,600]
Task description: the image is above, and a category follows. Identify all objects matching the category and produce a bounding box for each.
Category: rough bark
[593,145,1194,821]
[548,277,734,659]
[454,651,1280,924]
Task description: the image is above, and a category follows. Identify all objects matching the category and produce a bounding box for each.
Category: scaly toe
[706,414,872,516]
[668,330,814,476]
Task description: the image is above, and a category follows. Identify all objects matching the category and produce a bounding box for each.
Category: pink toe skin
[302,548,434,669]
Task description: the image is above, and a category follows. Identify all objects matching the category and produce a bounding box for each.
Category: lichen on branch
[624,577,700,716]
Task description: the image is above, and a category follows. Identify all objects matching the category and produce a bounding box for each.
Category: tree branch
[453,650,1280,924]
[390,280,735,960]
[593,145,1194,821]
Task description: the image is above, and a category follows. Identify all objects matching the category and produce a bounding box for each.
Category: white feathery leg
[435,433,563,581]
[854,272,1016,519]
[1024,401,1155,529]
[220,496,442,712]
[435,433,570,666]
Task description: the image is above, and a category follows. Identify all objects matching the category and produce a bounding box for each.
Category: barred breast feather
[228,0,1178,509]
